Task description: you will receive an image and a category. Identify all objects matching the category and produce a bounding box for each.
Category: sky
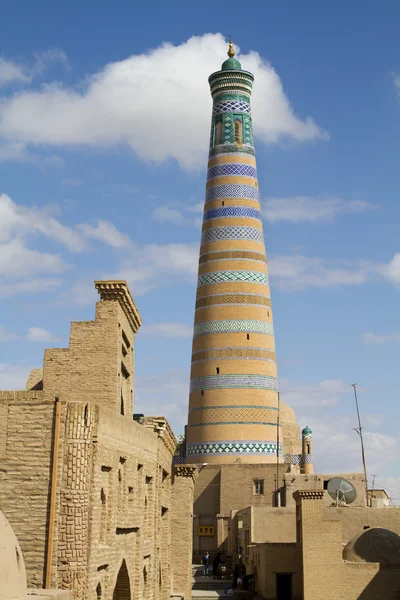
[0,1,399,501]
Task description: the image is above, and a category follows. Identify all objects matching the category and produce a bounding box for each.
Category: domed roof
[343,527,400,564]
[221,39,241,71]
[0,511,27,599]
[302,425,312,437]
[221,56,242,71]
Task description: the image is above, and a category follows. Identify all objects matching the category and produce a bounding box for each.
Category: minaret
[300,426,314,474]
[186,41,282,464]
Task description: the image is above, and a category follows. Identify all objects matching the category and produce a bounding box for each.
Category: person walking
[202,550,210,577]
[213,552,221,578]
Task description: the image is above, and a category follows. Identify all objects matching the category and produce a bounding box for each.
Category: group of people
[201,551,254,594]
[201,550,225,578]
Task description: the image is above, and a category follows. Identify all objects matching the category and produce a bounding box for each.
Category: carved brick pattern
[199,250,266,264]
[191,347,276,362]
[201,226,264,244]
[189,407,278,425]
[195,293,271,309]
[205,184,259,203]
[208,144,255,158]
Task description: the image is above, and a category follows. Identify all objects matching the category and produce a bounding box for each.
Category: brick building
[0,280,196,600]
[246,490,400,600]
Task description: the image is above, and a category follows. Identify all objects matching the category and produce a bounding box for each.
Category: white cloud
[0,278,62,298]
[0,34,326,170]
[0,326,18,341]
[363,331,400,344]
[262,196,374,224]
[152,206,188,225]
[151,202,203,228]
[280,378,351,407]
[0,193,86,252]
[0,58,30,87]
[76,220,132,249]
[27,327,57,342]
[0,50,69,89]
[141,322,193,338]
[380,253,400,287]
[0,363,33,390]
[135,369,189,432]
[269,255,369,290]
[0,239,66,278]
[311,417,398,476]
[109,242,199,296]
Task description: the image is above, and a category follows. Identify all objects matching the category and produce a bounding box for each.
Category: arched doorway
[113,560,131,600]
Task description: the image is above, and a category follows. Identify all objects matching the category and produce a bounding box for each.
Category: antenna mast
[352,383,369,506]
[275,392,281,506]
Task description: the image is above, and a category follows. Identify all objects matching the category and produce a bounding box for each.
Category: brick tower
[186,42,282,464]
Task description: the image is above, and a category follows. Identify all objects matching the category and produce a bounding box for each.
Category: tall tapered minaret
[186,41,283,464]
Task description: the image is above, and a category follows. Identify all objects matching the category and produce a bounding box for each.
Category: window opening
[247,334,250,340]
[215,121,222,145]
[253,479,264,495]
[216,367,220,374]
[234,120,243,145]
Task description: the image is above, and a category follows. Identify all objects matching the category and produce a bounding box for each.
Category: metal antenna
[352,383,369,506]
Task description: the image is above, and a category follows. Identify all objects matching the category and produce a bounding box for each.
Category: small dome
[0,511,27,599]
[302,425,312,437]
[221,56,242,71]
[343,527,400,564]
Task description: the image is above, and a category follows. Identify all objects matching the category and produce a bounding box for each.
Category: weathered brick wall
[0,391,57,588]
[43,301,135,416]
[171,466,196,600]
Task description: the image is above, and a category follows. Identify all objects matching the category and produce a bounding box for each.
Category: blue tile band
[187,440,283,456]
[190,374,278,392]
[203,206,261,222]
[193,319,274,337]
[197,270,268,287]
[201,226,263,244]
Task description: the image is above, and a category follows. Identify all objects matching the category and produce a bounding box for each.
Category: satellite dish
[327,477,357,506]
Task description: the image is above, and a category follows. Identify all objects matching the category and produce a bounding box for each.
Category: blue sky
[0,1,399,499]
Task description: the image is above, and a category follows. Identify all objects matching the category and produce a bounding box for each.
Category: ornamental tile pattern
[197,271,268,286]
[189,407,278,425]
[205,184,259,203]
[193,320,274,337]
[191,347,276,362]
[201,226,263,244]
[195,293,271,308]
[199,250,266,264]
[187,440,282,456]
[190,374,278,392]
[212,100,251,115]
[203,206,261,222]
[208,145,255,158]
[207,163,257,180]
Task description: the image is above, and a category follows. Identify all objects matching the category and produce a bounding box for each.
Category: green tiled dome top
[302,425,312,437]
[222,56,242,71]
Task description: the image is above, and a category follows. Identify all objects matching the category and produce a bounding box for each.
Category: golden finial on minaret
[227,38,235,58]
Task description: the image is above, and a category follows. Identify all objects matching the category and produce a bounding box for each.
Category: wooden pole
[45,397,61,588]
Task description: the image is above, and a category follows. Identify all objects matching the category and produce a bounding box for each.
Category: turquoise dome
[221,57,242,71]
[302,426,312,437]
